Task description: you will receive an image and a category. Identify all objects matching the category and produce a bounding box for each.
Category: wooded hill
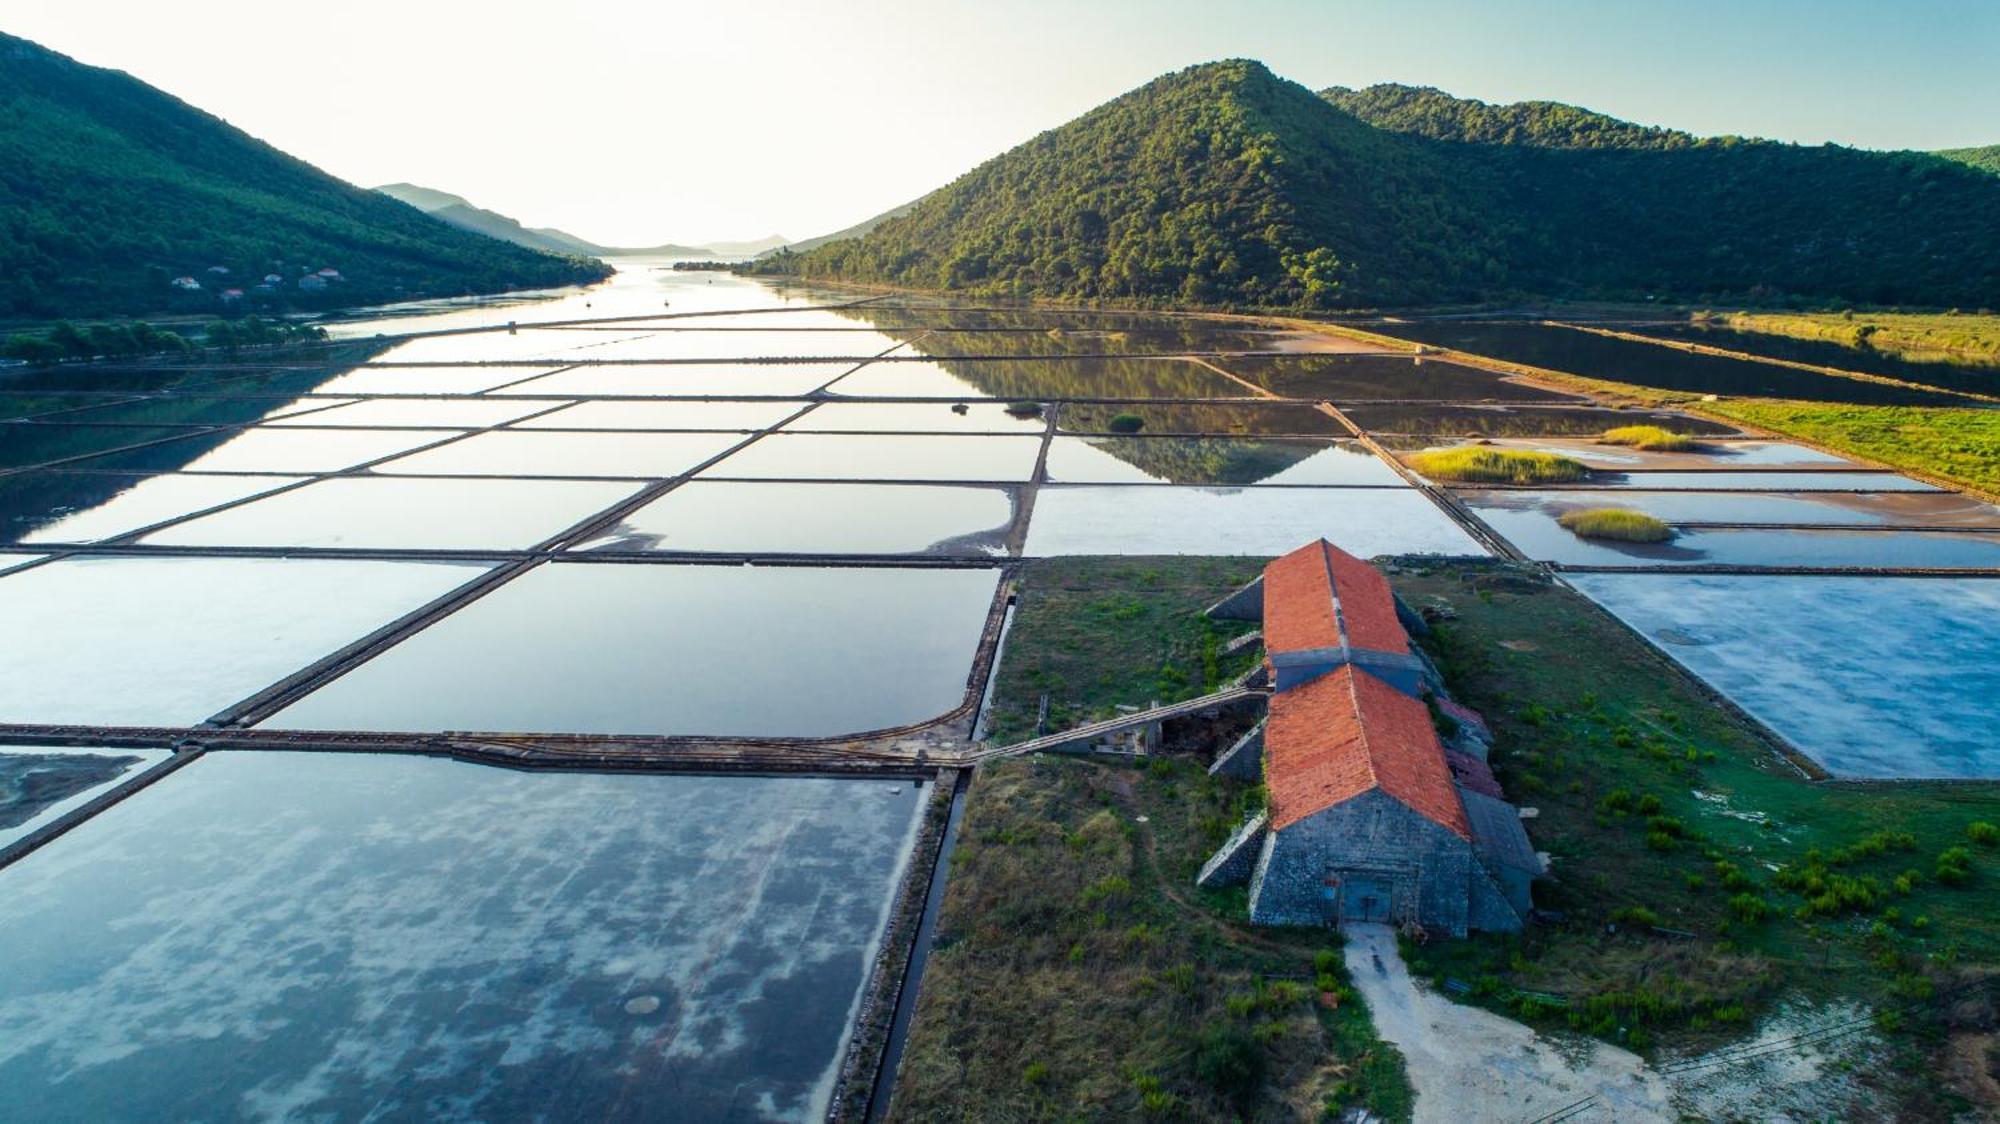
[763,61,2000,311]
[0,32,608,321]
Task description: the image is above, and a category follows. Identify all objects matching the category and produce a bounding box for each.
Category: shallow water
[0,752,925,1122]
[1459,488,2000,531]
[1344,403,1740,437]
[1570,574,2000,778]
[515,399,802,430]
[373,429,750,478]
[0,555,488,727]
[263,563,1001,737]
[826,356,1246,400]
[577,481,1015,555]
[699,433,1043,482]
[0,746,168,849]
[1042,437,1400,486]
[1221,353,1579,402]
[1056,401,1347,435]
[494,362,852,398]
[4,472,304,544]
[143,476,641,550]
[1023,485,1482,557]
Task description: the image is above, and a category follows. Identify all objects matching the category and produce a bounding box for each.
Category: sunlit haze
[8,0,2000,247]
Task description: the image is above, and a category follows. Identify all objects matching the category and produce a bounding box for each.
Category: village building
[1198,540,1539,935]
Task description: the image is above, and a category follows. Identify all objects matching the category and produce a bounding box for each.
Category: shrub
[1600,425,1699,452]
[1407,447,1589,484]
[1936,847,1975,885]
[1557,508,1675,543]
[1611,905,1662,927]
[1106,412,1146,433]
[1022,1061,1049,1084]
[1728,893,1771,923]
[1193,1024,1265,1104]
[1968,821,2000,846]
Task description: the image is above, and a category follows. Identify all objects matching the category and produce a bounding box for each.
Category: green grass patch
[983,556,1264,744]
[1556,508,1675,543]
[1599,424,1699,452]
[1698,400,2000,497]
[1717,310,2000,366]
[1405,446,1589,484]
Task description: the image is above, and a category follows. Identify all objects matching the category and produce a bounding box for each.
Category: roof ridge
[1318,539,1352,651]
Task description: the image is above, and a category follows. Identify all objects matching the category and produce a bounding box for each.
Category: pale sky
[9,0,1998,247]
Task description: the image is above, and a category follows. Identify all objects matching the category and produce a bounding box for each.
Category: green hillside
[0,32,608,320]
[765,62,2000,311]
[1939,145,2000,175]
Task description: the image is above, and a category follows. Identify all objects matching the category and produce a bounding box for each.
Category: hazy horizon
[9,0,1998,248]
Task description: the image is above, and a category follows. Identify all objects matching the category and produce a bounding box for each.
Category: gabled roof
[1262,539,1409,659]
[1265,664,1471,838]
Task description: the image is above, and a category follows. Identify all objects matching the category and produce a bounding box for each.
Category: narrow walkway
[963,686,1264,762]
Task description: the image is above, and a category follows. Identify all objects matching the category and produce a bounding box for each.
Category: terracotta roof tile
[1261,540,1410,659]
[1265,664,1471,838]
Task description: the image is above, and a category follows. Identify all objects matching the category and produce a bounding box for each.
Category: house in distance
[1198,540,1541,936]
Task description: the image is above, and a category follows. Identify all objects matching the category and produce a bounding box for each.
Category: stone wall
[1196,813,1268,889]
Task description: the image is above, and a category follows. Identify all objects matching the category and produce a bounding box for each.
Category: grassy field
[1718,311,2000,365]
[933,555,2000,1119]
[1698,400,2000,497]
[983,556,1264,744]
[892,755,1413,1121]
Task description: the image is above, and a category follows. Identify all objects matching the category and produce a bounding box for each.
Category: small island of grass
[1406,446,1589,484]
[1557,507,1675,542]
[1600,425,1699,452]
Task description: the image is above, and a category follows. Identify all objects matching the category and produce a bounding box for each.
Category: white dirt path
[1342,922,1672,1123]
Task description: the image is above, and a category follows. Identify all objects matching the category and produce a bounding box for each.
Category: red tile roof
[1265,664,1471,838]
[1262,539,1410,658]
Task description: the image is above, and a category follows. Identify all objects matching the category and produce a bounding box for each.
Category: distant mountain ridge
[1319,83,1703,149]
[375,183,785,258]
[766,61,2000,310]
[0,32,607,320]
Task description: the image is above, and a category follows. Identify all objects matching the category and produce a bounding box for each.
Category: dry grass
[1600,425,1699,452]
[1557,508,1675,543]
[1406,446,1589,484]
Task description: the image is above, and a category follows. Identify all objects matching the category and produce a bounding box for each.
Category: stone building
[1198,540,1538,935]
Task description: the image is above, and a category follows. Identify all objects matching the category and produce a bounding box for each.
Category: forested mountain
[766,61,2000,311]
[0,32,608,320]
[1939,145,2000,175]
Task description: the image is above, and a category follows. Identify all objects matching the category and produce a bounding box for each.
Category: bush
[1936,847,1975,885]
[1557,508,1675,543]
[1193,1024,1265,1104]
[1728,893,1771,923]
[1600,425,1699,451]
[1968,821,2000,846]
[1106,412,1146,433]
[1407,447,1589,484]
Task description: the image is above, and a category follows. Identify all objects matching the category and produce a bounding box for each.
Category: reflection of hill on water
[922,356,1239,400]
[1083,436,1320,485]
[1,341,395,540]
